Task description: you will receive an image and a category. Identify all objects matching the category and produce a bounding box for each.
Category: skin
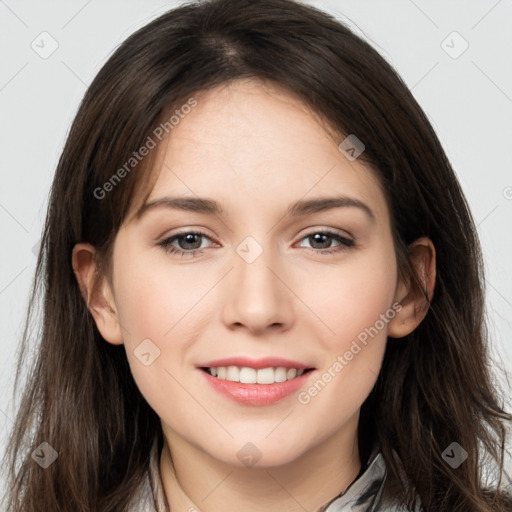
[73,79,435,512]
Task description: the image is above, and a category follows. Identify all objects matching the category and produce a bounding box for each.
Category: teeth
[239,367,257,384]
[207,366,307,384]
[274,367,287,383]
[287,368,297,380]
[257,367,275,384]
[226,366,239,381]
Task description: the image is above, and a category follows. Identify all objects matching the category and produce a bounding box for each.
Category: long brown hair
[2,0,511,510]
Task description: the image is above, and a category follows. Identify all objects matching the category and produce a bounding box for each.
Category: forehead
[128,79,389,226]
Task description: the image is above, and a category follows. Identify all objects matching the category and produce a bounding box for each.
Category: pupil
[180,234,201,250]
[311,233,330,249]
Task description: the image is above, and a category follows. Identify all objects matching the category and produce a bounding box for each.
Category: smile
[198,358,316,406]
[202,366,309,384]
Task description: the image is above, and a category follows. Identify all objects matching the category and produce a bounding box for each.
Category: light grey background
[1,0,511,497]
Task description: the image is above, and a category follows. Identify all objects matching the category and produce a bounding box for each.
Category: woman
[2,0,511,510]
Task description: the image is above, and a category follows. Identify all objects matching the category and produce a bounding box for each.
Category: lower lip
[200,369,314,406]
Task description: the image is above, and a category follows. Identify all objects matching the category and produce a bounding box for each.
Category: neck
[159,415,362,512]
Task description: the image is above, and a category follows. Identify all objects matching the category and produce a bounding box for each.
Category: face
[101,79,401,467]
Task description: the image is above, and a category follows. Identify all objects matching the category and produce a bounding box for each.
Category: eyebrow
[135,195,376,222]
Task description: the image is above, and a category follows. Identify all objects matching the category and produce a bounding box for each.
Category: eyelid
[297,225,354,241]
[157,229,217,248]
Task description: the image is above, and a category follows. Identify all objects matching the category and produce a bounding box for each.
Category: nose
[221,245,293,335]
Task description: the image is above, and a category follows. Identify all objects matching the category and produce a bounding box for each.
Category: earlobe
[71,243,124,345]
[388,237,436,339]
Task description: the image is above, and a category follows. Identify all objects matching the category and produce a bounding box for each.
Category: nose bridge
[222,235,291,332]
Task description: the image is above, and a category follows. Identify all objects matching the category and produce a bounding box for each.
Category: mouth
[200,366,314,384]
[197,358,316,406]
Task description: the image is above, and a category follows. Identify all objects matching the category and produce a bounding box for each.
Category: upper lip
[198,357,313,370]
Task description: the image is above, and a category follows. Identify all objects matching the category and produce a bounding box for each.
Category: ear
[71,243,124,345]
[388,237,436,338]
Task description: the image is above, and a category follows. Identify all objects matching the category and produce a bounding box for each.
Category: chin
[207,436,311,469]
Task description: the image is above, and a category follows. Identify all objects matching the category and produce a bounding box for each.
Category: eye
[157,229,355,258]
[297,230,355,255]
[157,230,214,257]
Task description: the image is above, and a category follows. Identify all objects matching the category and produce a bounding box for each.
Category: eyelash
[157,229,355,258]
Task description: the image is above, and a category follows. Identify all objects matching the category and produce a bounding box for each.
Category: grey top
[127,437,423,511]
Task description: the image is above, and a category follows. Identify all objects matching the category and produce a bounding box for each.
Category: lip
[200,370,314,406]
[198,356,312,370]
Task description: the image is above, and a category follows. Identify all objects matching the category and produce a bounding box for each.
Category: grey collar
[318,439,386,511]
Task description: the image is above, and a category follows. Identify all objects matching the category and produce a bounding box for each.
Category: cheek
[116,278,168,342]
[111,250,211,406]
[296,275,395,433]
[113,247,202,342]
[306,243,398,346]
[301,244,397,412]
[114,272,189,422]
